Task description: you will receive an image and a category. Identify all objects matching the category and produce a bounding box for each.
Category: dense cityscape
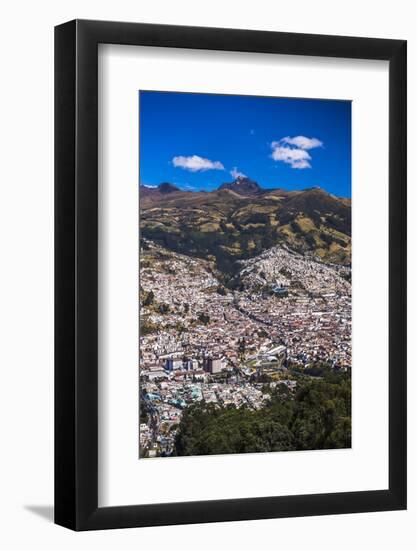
[139,234,351,458]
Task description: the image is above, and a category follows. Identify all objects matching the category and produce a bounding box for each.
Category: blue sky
[139,91,351,198]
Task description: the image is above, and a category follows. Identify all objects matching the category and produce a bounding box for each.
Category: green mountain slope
[139,180,351,275]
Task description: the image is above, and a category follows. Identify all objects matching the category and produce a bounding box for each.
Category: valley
[139,179,351,457]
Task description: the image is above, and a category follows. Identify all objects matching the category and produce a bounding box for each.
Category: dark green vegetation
[140,178,351,276]
[174,372,351,456]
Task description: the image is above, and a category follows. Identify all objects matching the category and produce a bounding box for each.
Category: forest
[174,370,351,456]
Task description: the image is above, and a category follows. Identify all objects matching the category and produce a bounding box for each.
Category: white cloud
[271,136,323,169]
[230,167,246,179]
[280,136,323,150]
[271,143,312,169]
[172,155,224,172]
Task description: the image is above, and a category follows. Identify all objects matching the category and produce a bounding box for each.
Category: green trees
[159,303,170,314]
[139,400,149,424]
[174,404,294,456]
[141,289,154,306]
[238,337,246,361]
[174,374,351,456]
[197,312,210,325]
[140,319,158,335]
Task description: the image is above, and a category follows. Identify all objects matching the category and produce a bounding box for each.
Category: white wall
[0,0,415,548]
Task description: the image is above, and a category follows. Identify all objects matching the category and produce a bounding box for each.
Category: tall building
[164,358,173,371]
[204,356,223,374]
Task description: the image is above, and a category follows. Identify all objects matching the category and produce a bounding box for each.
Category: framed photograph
[55,19,406,530]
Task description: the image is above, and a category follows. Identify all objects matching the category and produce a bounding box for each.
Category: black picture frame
[55,19,407,531]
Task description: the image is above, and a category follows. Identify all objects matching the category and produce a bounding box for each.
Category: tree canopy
[174,374,351,456]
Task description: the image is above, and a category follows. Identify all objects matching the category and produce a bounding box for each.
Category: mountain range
[139,177,351,276]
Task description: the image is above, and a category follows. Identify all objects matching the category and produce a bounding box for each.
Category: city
[139,238,351,458]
